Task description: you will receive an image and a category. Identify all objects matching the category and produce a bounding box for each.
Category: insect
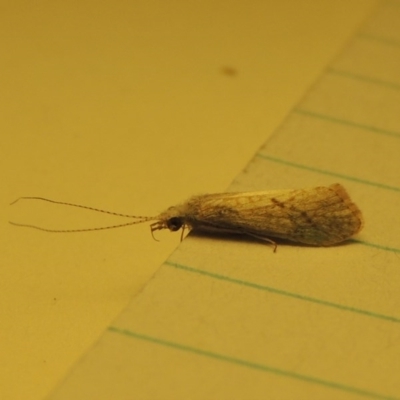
[10,183,363,251]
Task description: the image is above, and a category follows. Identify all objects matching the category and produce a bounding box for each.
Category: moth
[10,183,363,251]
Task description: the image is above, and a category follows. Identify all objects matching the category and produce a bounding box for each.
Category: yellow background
[1,1,378,399]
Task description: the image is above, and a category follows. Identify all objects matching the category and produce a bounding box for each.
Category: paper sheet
[44,2,400,399]
[3,2,382,399]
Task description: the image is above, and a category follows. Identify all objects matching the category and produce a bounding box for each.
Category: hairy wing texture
[187,184,363,245]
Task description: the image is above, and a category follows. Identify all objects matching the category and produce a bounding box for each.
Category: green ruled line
[108,326,400,400]
[352,239,400,254]
[358,33,400,48]
[294,109,400,139]
[165,261,400,324]
[256,153,400,192]
[328,69,400,92]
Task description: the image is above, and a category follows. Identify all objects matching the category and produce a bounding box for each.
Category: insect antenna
[8,219,154,233]
[9,196,157,233]
[10,196,151,219]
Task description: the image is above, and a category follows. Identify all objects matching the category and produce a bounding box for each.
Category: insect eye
[167,217,183,231]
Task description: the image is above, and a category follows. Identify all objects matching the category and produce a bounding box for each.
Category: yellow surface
[1,1,378,399]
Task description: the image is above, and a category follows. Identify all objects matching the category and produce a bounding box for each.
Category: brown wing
[187,184,363,245]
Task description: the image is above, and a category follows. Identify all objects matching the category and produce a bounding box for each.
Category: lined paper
[49,2,400,399]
